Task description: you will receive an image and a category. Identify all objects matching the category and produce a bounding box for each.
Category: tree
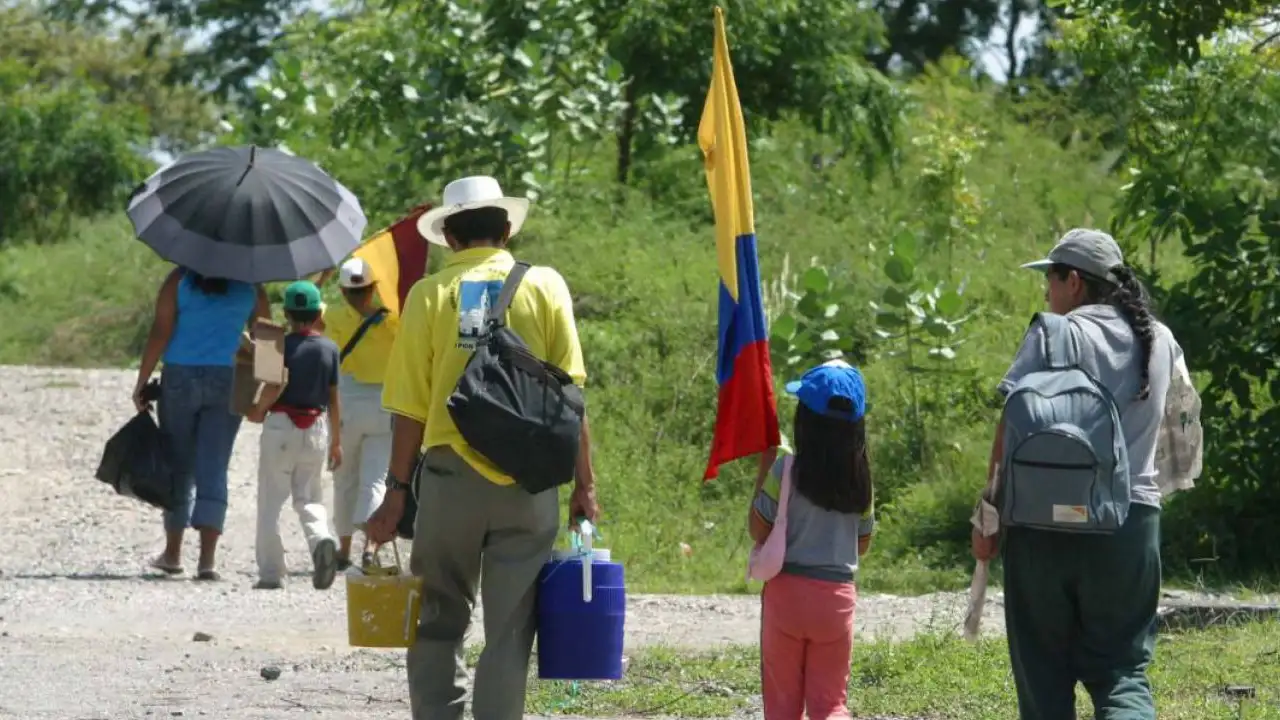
[587,0,901,184]
[246,0,906,201]
[1054,0,1273,66]
[42,0,314,102]
[871,0,1004,72]
[1055,0,1280,576]
[5,2,214,148]
[0,2,214,240]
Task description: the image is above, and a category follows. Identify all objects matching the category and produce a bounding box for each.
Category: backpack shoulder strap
[1034,312,1079,370]
[487,262,532,328]
[339,307,389,363]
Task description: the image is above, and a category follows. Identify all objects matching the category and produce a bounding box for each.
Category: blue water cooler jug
[536,539,626,680]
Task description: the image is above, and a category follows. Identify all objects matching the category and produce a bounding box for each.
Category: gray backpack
[999,313,1130,533]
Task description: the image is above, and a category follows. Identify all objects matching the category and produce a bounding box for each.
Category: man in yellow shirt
[324,257,399,570]
[368,176,599,720]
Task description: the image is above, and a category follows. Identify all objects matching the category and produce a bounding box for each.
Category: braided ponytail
[1106,265,1155,400]
[1049,262,1156,400]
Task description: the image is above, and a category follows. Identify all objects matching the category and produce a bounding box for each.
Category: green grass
[0,97,1249,596]
[512,622,1280,719]
[0,217,166,367]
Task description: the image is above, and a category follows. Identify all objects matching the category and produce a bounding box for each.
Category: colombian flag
[698,6,780,480]
[351,204,432,316]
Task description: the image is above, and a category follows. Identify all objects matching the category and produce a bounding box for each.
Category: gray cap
[1021,228,1125,282]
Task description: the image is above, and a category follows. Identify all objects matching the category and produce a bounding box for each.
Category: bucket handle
[361,533,406,574]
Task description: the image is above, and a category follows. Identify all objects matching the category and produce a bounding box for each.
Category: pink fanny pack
[747,456,793,583]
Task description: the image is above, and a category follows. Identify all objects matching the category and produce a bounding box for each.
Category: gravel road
[0,366,1259,719]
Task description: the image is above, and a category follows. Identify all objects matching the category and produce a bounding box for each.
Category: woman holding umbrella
[134,271,269,579]
[127,145,369,579]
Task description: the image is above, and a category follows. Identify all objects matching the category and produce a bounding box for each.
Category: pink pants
[761,573,857,720]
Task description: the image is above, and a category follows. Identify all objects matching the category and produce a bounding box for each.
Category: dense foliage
[0,3,214,240]
[1056,3,1280,575]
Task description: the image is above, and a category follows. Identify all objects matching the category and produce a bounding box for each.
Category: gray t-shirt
[997,305,1181,508]
[276,333,340,410]
[752,455,875,583]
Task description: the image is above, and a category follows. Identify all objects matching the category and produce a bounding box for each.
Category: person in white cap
[367,175,599,720]
[322,256,399,570]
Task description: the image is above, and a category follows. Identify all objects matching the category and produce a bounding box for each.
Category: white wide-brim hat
[416,175,529,246]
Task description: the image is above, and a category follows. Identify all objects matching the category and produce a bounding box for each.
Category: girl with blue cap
[747,359,875,720]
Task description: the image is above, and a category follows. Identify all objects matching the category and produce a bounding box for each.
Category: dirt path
[0,365,1251,719]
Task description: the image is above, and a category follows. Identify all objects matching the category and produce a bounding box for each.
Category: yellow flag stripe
[696,5,756,302]
[352,230,402,317]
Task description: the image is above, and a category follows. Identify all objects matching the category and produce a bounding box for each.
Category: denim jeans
[158,364,243,533]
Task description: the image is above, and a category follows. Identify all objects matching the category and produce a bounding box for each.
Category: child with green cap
[247,280,343,590]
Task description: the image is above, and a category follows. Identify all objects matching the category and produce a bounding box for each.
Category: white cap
[338,257,376,288]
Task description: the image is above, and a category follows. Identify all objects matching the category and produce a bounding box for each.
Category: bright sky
[975,5,1041,82]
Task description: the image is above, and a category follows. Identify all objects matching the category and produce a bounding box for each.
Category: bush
[0,1,214,243]
[0,80,147,241]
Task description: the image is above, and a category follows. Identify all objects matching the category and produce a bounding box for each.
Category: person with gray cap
[972,228,1185,720]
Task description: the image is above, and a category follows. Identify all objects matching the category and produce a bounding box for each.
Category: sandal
[149,557,184,576]
[194,568,221,582]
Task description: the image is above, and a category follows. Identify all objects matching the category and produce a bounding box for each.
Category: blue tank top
[163,273,257,367]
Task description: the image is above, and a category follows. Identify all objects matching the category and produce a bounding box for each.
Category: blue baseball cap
[784,360,867,422]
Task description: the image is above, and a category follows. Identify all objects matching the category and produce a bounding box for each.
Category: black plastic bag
[95,411,179,512]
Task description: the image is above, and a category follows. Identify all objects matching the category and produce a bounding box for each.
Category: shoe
[254,579,283,590]
[312,538,338,590]
[194,568,221,582]
[149,556,184,576]
[336,555,352,572]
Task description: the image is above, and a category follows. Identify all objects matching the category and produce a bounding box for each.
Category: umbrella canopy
[126,145,368,284]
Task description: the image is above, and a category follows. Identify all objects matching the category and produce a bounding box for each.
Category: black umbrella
[126,145,368,284]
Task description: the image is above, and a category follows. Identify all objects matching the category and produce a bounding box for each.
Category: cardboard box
[230,331,288,417]
[252,319,287,384]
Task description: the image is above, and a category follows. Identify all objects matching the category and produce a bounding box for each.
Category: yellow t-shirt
[324,301,399,385]
[381,247,587,485]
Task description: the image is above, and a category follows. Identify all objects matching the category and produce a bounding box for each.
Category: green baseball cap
[283,281,323,312]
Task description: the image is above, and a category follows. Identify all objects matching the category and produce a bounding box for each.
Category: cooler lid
[551,548,612,562]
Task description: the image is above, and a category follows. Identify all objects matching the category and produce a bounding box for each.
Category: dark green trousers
[1003,503,1161,720]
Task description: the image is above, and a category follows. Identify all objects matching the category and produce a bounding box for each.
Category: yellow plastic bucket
[345,540,423,648]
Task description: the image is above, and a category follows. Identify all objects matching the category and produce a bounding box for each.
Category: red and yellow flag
[351,204,432,316]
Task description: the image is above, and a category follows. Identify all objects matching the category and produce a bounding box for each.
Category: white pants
[333,382,391,538]
[256,413,333,583]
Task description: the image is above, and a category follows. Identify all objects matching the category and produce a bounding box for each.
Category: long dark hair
[185,270,229,296]
[792,398,873,515]
[1050,263,1155,399]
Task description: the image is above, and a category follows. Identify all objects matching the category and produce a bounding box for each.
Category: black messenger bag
[446,262,585,494]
